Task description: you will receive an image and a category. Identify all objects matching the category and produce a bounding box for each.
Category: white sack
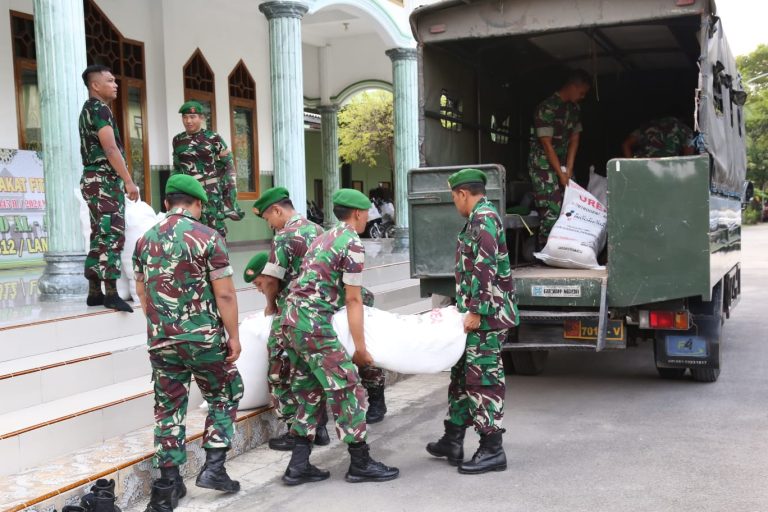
[587,166,608,207]
[332,306,466,374]
[534,181,607,270]
[234,313,273,410]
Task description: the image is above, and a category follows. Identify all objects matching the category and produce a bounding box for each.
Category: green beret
[448,168,487,189]
[178,101,205,115]
[166,174,208,203]
[243,252,269,283]
[252,187,290,217]
[332,188,372,210]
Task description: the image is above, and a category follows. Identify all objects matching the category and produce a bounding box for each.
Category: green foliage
[742,206,761,225]
[737,45,768,191]
[338,90,394,170]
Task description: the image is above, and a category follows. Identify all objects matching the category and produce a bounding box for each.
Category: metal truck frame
[407,0,750,382]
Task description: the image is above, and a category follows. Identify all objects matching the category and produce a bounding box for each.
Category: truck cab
[408,0,748,381]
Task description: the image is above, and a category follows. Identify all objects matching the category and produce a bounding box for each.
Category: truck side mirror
[742,180,754,210]
[731,90,748,107]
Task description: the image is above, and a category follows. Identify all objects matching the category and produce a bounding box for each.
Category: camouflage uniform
[450,197,518,435]
[172,129,235,237]
[79,97,126,281]
[261,213,324,425]
[281,222,369,443]
[628,117,694,158]
[528,93,582,241]
[133,207,243,468]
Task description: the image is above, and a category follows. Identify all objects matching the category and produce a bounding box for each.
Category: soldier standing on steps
[427,168,519,475]
[279,188,399,486]
[133,175,243,512]
[79,64,138,313]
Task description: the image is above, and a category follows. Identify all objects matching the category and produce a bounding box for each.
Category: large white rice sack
[234,313,272,410]
[534,181,607,270]
[332,306,466,373]
[587,166,608,207]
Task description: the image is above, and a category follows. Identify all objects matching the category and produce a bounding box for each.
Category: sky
[714,0,767,56]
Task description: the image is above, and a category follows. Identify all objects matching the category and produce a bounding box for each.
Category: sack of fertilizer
[231,312,272,410]
[120,198,164,299]
[587,166,608,207]
[332,306,466,373]
[534,180,607,270]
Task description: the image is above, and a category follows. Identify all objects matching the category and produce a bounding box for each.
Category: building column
[318,105,339,229]
[34,0,88,300]
[386,48,419,236]
[259,1,308,215]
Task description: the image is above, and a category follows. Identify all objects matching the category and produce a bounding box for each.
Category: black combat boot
[458,430,507,474]
[160,466,186,508]
[103,279,133,313]
[86,277,104,306]
[282,437,331,486]
[426,420,467,466]
[345,442,399,483]
[144,478,174,512]
[195,448,240,492]
[268,431,296,451]
[365,385,387,424]
[91,490,120,512]
[80,478,115,510]
[314,408,331,446]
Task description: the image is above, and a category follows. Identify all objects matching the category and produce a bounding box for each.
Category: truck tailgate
[513,266,606,308]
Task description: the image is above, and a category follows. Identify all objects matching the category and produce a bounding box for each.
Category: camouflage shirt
[133,207,234,349]
[628,117,694,158]
[282,222,365,337]
[530,92,582,165]
[262,213,324,309]
[79,97,124,170]
[172,129,234,184]
[456,197,519,330]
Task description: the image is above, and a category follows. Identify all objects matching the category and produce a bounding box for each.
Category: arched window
[184,49,216,130]
[228,60,259,198]
[10,11,40,151]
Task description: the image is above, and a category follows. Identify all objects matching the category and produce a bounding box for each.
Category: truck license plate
[563,319,625,341]
[665,335,708,358]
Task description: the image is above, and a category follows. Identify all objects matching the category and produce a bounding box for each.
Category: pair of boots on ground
[427,420,507,474]
[87,277,134,313]
[57,478,120,512]
[145,447,238,512]
[268,384,387,451]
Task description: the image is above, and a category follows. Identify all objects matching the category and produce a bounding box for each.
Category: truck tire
[688,281,724,383]
[690,367,720,382]
[506,351,548,376]
[656,367,686,379]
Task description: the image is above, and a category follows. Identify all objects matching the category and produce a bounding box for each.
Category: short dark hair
[563,69,592,87]
[275,198,294,209]
[82,64,111,87]
[453,183,486,195]
[333,205,354,221]
[165,192,197,208]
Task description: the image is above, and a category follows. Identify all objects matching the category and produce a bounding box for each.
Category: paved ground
[161,224,768,512]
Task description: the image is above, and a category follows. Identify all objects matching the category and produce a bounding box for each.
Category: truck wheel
[690,367,720,383]
[688,281,724,383]
[656,367,686,379]
[507,351,548,376]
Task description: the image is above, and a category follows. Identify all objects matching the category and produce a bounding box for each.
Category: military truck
[407,0,750,382]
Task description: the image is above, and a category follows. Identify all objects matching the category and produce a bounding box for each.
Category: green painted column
[386,47,419,235]
[34,0,88,300]
[259,1,308,215]
[318,105,339,229]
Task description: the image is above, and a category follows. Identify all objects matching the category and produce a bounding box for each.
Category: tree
[338,90,394,172]
[737,45,768,190]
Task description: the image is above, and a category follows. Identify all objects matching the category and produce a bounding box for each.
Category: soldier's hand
[352,349,374,368]
[463,312,482,333]
[125,181,140,202]
[558,174,570,187]
[225,336,242,363]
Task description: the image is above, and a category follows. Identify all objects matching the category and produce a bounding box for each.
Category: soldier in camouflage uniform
[79,64,138,313]
[528,70,591,246]
[247,187,331,451]
[172,101,244,239]
[278,188,399,486]
[133,175,243,510]
[427,169,519,475]
[621,116,695,158]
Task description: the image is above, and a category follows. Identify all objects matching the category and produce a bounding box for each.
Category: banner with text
[0,149,47,268]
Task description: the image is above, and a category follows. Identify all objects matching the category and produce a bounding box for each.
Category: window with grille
[228,60,259,198]
[184,49,216,130]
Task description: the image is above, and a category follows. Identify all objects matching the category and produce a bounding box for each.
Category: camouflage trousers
[199,181,228,238]
[283,325,367,444]
[220,168,244,221]
[80,170,125,281]
[149,339,244,468]
[447,329,506,435]
[529,155,564,243]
